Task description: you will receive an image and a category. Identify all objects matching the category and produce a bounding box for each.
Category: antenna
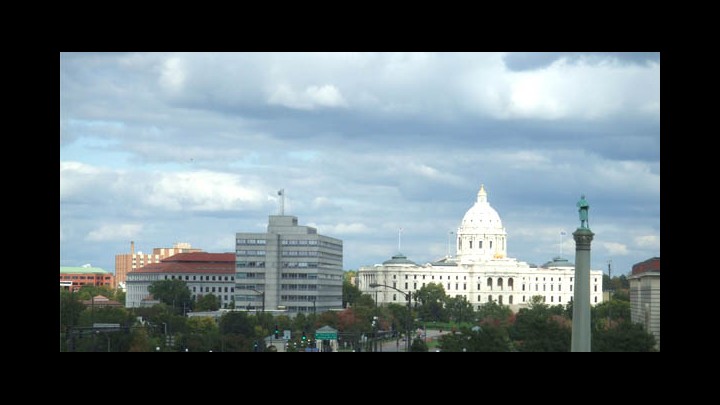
[560,230,566,258]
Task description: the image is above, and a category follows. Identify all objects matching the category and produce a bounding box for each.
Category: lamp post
[248,288,265,315]
[370,283,411,352]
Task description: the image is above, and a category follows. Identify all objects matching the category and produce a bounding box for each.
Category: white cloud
[602,242,629,256]
[267,83,347,110]
[86,223,143,242]
[634,235,659,248]
[147,170,266,212]
[308,222,371,235]
[159,57,186,92]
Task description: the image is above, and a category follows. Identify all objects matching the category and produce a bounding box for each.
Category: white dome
[456,185,508,263]
[459,185,503,231]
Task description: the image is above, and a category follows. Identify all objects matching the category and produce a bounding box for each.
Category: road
[377,329,447,352]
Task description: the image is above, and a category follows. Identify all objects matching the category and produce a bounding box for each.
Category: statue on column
[577,195,589,229]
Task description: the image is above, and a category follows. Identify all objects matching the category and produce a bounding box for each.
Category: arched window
[487,277,493,290]
[498,278,504,289]
[488,295,493,302]
[508,278,514,290]
[509,295,513,304]
[498,295,503,305]
[490,241,493,249]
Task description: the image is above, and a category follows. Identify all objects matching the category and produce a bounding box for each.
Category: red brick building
[125,252,236,308]
[60,266,114,292]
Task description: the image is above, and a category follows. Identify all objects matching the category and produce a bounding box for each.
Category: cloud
[268,83,347,110]
[601,242,629,256]
[86,224,143,242]
[308,222,371,235]
[634,235,659,248]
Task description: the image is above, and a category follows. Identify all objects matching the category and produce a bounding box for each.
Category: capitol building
[357,185,603,312]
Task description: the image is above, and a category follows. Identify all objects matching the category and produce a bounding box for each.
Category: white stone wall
[358,261,603,313]
[125,272,235,308]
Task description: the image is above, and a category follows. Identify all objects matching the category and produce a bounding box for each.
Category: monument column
[572,195,593,352]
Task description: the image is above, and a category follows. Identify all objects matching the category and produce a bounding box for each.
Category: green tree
[410,337,428,352]
[219,311,254,336]
[445,295,474,323]
[510,296,571,352]
[195,293,221,311]
[414,283,447,322]
[342,277,362,308]
[475,301,512,326]
[593,320,657,352]
[148,279,192,313]
[60,289,85,332]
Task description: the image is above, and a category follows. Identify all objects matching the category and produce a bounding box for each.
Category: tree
[195,293,221,311]
[593,320,657,352]
[476,301,513,326]
[219,311,254,336]
[60,289,85,332]
[510,296,571,352]
[414,283,447,322]
[445,295,474,323]
[148,279,192,313]
[410,337,428,352]
[343,280,363,308]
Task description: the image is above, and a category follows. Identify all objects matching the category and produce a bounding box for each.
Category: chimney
[131,241,135,256]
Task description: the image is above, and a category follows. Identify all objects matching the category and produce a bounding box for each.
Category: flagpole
[278,189,285,215]
[398,227,403,253]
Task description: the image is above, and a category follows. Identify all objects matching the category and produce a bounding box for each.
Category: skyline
[60,52,660,276]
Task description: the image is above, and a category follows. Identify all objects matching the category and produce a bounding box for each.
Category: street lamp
[369,283,411,352]
[248,288,265,315]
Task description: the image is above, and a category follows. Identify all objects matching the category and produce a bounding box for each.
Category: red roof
[132,252,236,274]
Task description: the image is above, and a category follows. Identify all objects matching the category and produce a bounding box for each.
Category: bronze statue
[577,195,589,229]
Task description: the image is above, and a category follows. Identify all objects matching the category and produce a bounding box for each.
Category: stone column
[571,228,594,352]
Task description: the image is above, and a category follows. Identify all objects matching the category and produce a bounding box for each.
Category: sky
[60,52,660,276]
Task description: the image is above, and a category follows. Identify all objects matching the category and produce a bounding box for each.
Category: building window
[499,295,503,304]
[477,284,481,290]
[551,296,554,302]
[447,283,450,290]
[405,283,408,289]
[469,240,473,249]
[509,295,513,304]
[393,275,396,279]
[193,275,196,280]
[455,283,459,290]
[522,296,526,302]
[535,285,538,291]
[414,275,417,280]
[405,275,408,280]
[551,285,554,291]
[594,296,598,303]
[498,278,503,289]
[508,278,514,290]
[423,275,426,280]
[594,285,597,292]
[393,282,397,289]
[522,284,525,291]
[479,241,482,249]
[487,278,492,288]
[488,295,493,302]
[559,285,561,291]
[192,287,196,292]
[393,294,397,301]
[490,241,492,249]
[414,283,417,289]
[570,285,573,292]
